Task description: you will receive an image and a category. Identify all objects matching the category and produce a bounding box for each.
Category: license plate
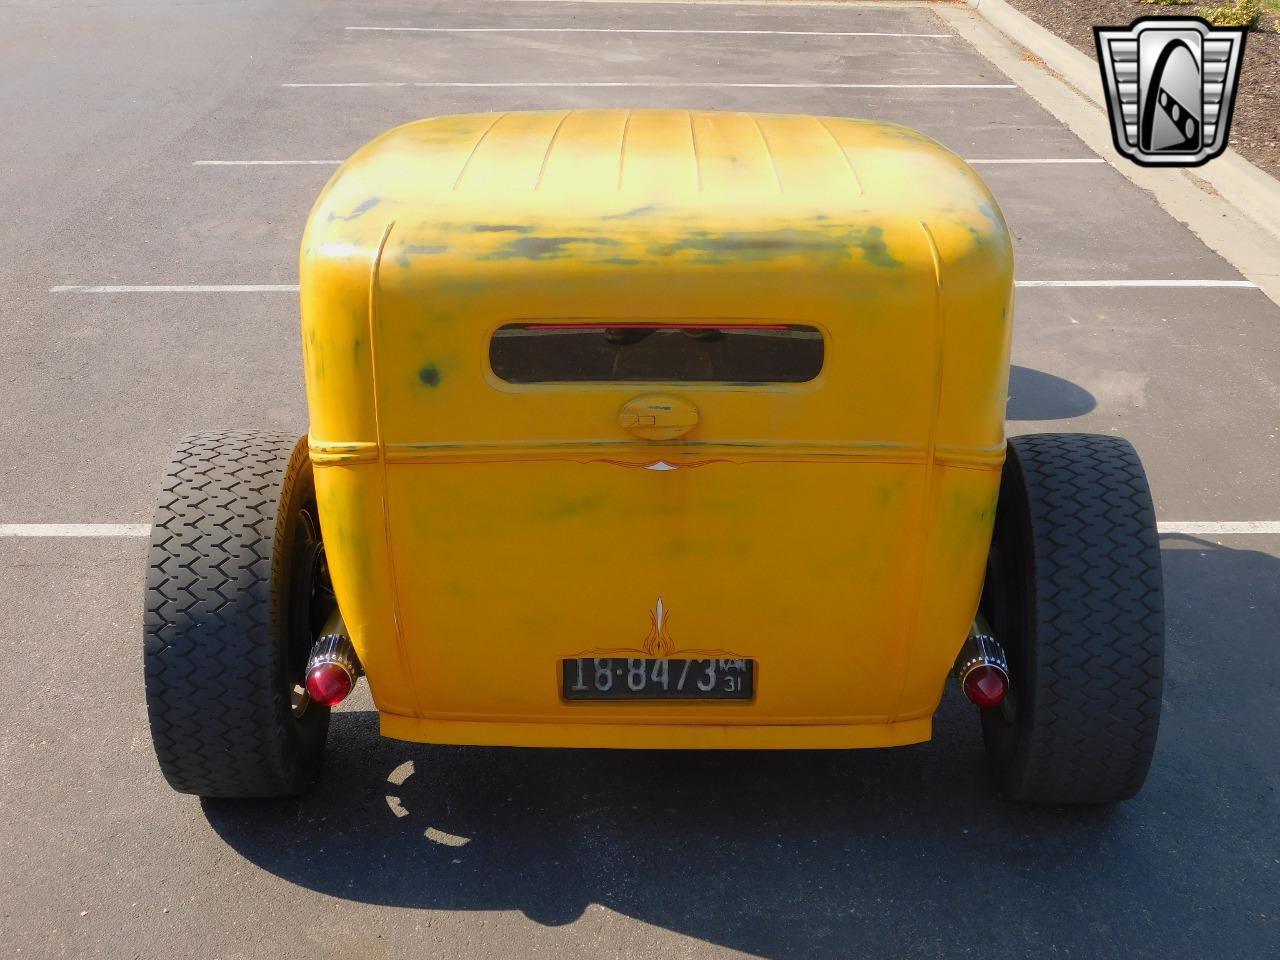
[562,657,755,700]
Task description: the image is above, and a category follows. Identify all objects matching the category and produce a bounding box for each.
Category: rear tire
[980,434,1164,804]
[143,432,332,798]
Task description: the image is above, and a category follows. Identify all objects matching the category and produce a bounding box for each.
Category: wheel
[979,434,1164,804]
[143,432,335,798]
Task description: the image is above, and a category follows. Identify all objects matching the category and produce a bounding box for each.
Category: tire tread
[143,431,322,797]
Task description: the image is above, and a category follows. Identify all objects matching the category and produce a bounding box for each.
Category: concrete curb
[965,0,1280,242]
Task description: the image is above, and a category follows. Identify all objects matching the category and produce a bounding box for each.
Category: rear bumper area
[379,714,933,750]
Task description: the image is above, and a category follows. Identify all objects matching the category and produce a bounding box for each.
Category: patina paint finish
[299,110,1015,748]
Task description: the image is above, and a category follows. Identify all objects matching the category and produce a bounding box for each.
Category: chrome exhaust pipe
[305,610,363,707]
[953,616,1009,708]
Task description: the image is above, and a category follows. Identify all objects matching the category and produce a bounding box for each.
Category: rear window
[489,323,824,384]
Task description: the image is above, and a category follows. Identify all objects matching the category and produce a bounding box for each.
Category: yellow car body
[299,109,1014,750]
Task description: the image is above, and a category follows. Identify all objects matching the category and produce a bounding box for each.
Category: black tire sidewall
[980,440,1039,794]
[267,439,330,789]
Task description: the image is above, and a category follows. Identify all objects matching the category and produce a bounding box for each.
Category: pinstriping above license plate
[1093,17,1247,167]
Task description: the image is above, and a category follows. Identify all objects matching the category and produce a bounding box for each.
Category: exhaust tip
[961,663,1009,708]
[954,618,1010,709]
[304,618,362,708]
[305,660,355,706]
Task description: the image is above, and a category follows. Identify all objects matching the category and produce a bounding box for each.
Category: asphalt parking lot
[2,0,1278,957]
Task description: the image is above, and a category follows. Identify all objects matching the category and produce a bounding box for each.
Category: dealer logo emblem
[1094,17,1247,167]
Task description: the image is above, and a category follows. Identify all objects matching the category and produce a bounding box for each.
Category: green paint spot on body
[665,539,691,559]
[601,205,660,220]
[396,243,450,268]
[885,128,934,145]
[539,493,606,520]
[418,364,441,387]
[327,196,382,223]
[978,202,1007,235]
[480,236,621,261]
[308,335,325,379]
[650,225,900,268]
[855,226,901,269]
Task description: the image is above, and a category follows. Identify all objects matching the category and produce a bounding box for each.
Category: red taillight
[305,662,354,707]
[962,664,1009,708]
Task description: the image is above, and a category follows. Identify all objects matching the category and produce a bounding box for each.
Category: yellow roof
[306,108,1004,227]
[300,109,1014,316]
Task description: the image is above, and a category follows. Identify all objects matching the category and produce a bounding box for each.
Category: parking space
[2,1,1278,957]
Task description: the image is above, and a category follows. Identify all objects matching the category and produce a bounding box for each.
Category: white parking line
[345,26,955,38]
[0,524,151,537]
[1158,522,1280,535]
[280,81,1018,89]
[1016,280,1256,288]
[966,158,1105,164]
[50,281,1259,293]
[193,160,342,166]
[3,521,1278,538]
[49,285,299,293]
[485,0,943,6]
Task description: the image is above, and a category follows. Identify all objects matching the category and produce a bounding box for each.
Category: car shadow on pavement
[204,535,1279,959]
[1007,364,1096,420]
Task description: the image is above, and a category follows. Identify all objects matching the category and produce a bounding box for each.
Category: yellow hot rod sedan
[143,110,1163,805]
